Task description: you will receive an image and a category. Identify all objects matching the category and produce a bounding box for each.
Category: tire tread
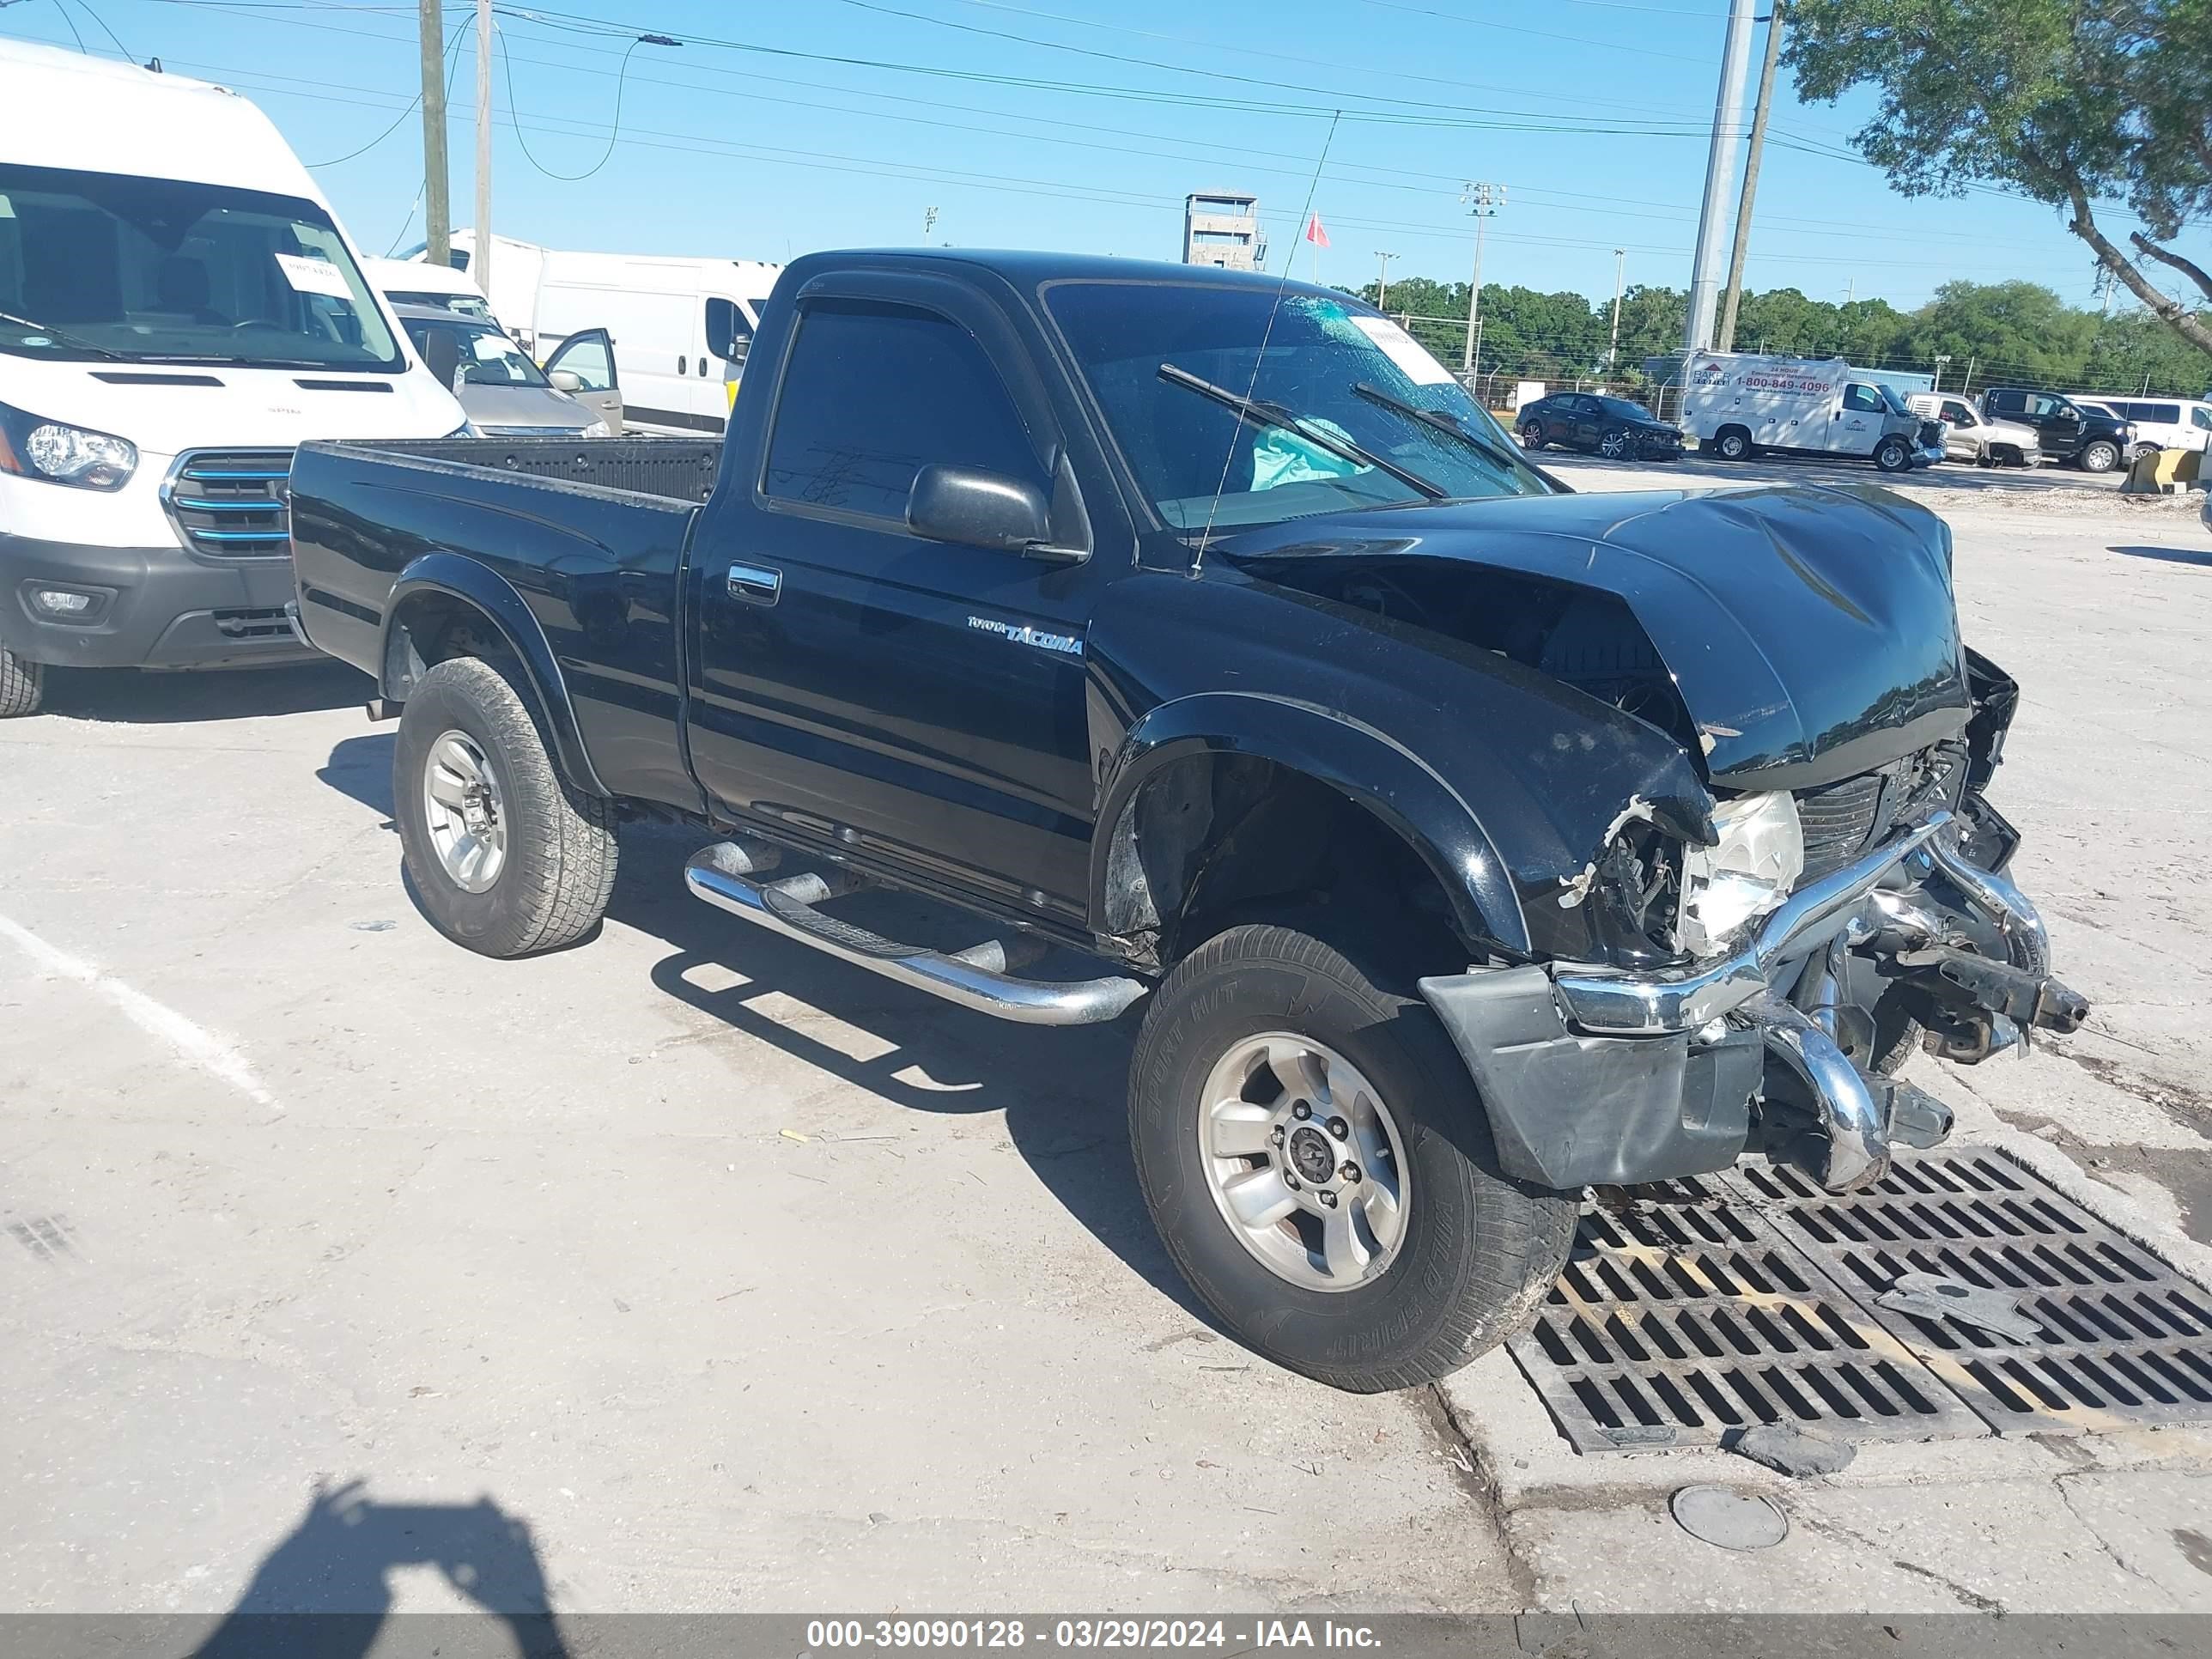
[0,647,44,719]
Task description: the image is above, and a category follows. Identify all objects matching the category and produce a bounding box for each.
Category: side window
[1941,400,1973,425]
[706,295,753,368]
[1843,384,1886,414]
[2148,402,2181,423]
[2193,406,2212,432]
[763,300,1042,522]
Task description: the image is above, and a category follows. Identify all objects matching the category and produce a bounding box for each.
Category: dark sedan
[1517,392,1684,461]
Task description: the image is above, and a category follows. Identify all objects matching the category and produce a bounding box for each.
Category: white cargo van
[363,255,495,323]
[1680,350,1944,473]
[0,41,465,716]
[416,231,781,434]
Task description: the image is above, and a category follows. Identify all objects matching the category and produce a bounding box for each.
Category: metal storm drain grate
[1507,1176,1988,1454]
[1729,1152,2212,1435]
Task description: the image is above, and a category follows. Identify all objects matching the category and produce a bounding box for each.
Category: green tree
[1896,280,2097,384]
[1785,0,2212,361]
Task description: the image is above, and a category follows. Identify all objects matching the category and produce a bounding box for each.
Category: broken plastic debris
[1875,1271,2041,1342]
[779,1128,811,1144]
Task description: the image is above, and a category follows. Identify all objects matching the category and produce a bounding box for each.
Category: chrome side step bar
[684,841,1149,1026]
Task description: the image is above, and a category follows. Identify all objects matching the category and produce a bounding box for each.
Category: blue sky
[2,0,2172,316]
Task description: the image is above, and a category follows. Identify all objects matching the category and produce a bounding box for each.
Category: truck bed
[289,436,720,802]
[318,435,723,503]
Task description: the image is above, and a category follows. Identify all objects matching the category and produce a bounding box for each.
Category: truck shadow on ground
[2110,543,2212,568]
[189,1480,568,1659]
[41,660,370,725]
[316,734,1210,1329]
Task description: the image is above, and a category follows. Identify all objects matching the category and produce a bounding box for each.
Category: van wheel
[1874,435,1912,472]
[2079,439,2121,473]
[0,647,44,718]
[1711,426,1753,461]
[2131,442,2160,466]
[1127,921,1577,1393]
[392,655,618,958]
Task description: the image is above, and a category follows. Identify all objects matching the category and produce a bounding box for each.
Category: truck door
[2030,393,2081,458]
[684,279,1103,921]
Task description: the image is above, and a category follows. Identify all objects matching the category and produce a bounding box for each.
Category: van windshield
[0,162,403,370]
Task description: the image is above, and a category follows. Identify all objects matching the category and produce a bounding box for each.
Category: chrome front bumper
[1551,811,1962,1036]
[1537,809,2068,1194]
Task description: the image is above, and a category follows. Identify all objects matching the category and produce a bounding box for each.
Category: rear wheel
[1711,425,1753,461]
[1127,921,1576,1393]
[2131,441,2160,466]
[392,655,618,957]
[2080,438,2121,473]
[1518,420,1548,450]
[1595,425,1633,461]
[0,647,43,718]
[1874,435,1912,472]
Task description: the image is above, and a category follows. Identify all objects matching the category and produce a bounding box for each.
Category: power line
[306,9,463,166]
[491,21,673,182]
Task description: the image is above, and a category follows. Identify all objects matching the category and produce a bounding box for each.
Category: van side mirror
[907,464,1055,556]
[548,368,584,392]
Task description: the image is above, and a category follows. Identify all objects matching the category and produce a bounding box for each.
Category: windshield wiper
[1157,362,1447,500]
[0,310,125,360]
[1350,381,1531,477]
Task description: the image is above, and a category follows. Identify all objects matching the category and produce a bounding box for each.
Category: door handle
[726,562,782,605]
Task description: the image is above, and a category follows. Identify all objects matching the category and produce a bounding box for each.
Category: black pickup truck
[289,250,2087,1393]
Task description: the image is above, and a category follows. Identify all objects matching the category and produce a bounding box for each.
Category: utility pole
[1932,353,1951,392]
[1375,250,1399,310]
[1683,0,1758,353]
[1717,0,1785,353]
[417,0,449,266]
[1461,182,1503,375]
[1607,247,1626,371]
[474,0,493,301]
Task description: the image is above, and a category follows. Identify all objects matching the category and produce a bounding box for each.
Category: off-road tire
[393,655,617,958]
[1127,921,1577,1393]
[1711,426,1753,461]
[1874,435,1912,473]
[2079,438,2121,473]
[1519,421,1548,451]
[0,647,43,718]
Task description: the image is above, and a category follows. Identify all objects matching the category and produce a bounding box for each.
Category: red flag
[1304,213,1330,248]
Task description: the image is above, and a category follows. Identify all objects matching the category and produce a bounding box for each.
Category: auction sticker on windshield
[274,252,352,299]
[1350,314,1456,386]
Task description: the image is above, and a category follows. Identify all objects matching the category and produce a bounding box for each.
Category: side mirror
[906,464,1054,556]
[548,368,584,392]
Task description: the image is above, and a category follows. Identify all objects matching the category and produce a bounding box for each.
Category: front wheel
[1127,922,1576,1393]
[0,646,43,718]
[1595,425,1632,461]
[392,655,618,957]
[2080,439,2121,473]
[1874,435,1912,472]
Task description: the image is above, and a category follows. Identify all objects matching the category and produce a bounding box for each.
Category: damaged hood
[1215,483,1972,787]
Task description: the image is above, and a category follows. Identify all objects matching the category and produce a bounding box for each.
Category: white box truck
[1680,350,1944,473]
[0,41,467,717]
[411,231,781,435]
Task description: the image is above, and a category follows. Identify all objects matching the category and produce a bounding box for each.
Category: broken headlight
[1679,789,1804,957]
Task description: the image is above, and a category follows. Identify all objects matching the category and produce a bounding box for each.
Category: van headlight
[0,400,137,490]
[1679,790,1804,957]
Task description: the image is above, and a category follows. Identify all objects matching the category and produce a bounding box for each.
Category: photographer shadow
[191,1480,567,1659]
